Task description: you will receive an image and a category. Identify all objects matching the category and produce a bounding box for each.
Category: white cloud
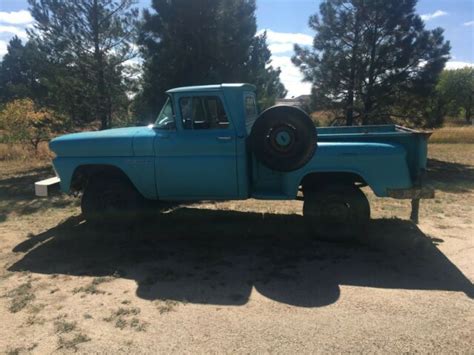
[0,25,28,39]
[445,61,474,70]
[271,55,312,98]
[420,10,448,21]
[258,29,314,97]
[0,40,8,58]
[260,29,313,49]
[268,43,295,54]
[464,21,474,27]
[0,10,33,25]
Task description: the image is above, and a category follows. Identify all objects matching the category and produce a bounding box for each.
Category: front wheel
[303,184,370,241]
[81,174,144,224]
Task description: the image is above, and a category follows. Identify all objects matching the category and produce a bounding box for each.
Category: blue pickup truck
[46,83,433,240]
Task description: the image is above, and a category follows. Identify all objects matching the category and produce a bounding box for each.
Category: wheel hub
[268,125,296,153]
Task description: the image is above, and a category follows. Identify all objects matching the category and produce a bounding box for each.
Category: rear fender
[283,142,413,198]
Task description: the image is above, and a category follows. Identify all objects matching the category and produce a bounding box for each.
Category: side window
[180,96,229,130]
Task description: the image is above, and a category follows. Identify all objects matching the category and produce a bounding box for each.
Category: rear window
[244,94,257,118]
[244,93,258,133]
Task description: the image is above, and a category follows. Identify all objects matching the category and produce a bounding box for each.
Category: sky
[0,0,473,97]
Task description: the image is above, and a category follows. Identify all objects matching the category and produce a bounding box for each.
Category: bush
[0,99,68,154]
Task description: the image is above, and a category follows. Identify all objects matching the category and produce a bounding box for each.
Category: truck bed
[250,124,432,200]
[317,125,432,181]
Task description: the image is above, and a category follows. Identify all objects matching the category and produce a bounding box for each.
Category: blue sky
[1,0,473,97]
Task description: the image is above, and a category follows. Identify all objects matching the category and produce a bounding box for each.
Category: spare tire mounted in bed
[249,105,317,172]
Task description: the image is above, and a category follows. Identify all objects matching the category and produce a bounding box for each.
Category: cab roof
[166,83,256,94]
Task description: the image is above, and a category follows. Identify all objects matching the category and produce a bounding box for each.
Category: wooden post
[410,199,420,224]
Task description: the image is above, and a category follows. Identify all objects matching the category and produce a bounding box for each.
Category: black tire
[303,184,370,241]
[81,174,144,224]
[249,105,317,172]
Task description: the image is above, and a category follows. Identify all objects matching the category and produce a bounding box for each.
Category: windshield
[154,98,176,130]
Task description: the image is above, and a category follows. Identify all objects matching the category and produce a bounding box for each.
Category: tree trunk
[465,94,472,123]
[92,0,108,130]
[363,12,379,126]
[346,4,362,126]
[362,101,371,125]
[31,139,40,155]
[346,91,354,126]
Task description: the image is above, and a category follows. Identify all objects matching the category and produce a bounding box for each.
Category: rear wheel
[303,184,370,241]
[81,174,144,224]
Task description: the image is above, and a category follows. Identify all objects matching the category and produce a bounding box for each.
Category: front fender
[52,157,157,199]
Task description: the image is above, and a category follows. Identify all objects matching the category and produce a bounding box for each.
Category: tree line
[0,0,472,151]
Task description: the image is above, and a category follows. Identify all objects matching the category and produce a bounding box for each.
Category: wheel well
[301,172,367,193]
[71,165,130,192]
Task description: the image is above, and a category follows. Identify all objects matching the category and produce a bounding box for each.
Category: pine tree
[0,37,48,104]
[137,0,286,121]
[247,32,288,109]
[28,0,139,129]
[292,0,450,125]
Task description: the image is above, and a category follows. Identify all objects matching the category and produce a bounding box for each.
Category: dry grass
[54,319,77,334]
[0,142,53,161]
[72,276,115,295]
[155,299,181,314]
[57,333,91,350]
[103,307,147,331]
[4,282,36,313]
[429,126,474,144]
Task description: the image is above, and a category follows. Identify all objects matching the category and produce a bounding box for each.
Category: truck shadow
[9,208,474,308]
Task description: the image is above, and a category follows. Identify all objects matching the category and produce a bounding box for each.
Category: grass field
[0,137,473,352]
[429,126,474,144]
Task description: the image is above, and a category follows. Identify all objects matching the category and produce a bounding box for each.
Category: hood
[49,126,153,157]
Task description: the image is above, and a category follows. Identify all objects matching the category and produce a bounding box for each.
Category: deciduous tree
[437,67,474,123]
[0,99,67,153]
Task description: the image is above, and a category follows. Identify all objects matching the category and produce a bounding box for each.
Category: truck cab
[151,84,257,200]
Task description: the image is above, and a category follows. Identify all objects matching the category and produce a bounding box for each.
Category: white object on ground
[35,176,60,197]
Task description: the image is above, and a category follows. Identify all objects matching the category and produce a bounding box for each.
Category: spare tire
[249,105,317,172]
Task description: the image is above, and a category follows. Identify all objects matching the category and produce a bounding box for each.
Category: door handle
[217,136,233,141]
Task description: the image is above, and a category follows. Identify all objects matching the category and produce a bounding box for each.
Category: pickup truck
[46,83,433,240]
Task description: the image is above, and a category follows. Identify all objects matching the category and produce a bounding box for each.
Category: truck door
[154,92,239,199]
